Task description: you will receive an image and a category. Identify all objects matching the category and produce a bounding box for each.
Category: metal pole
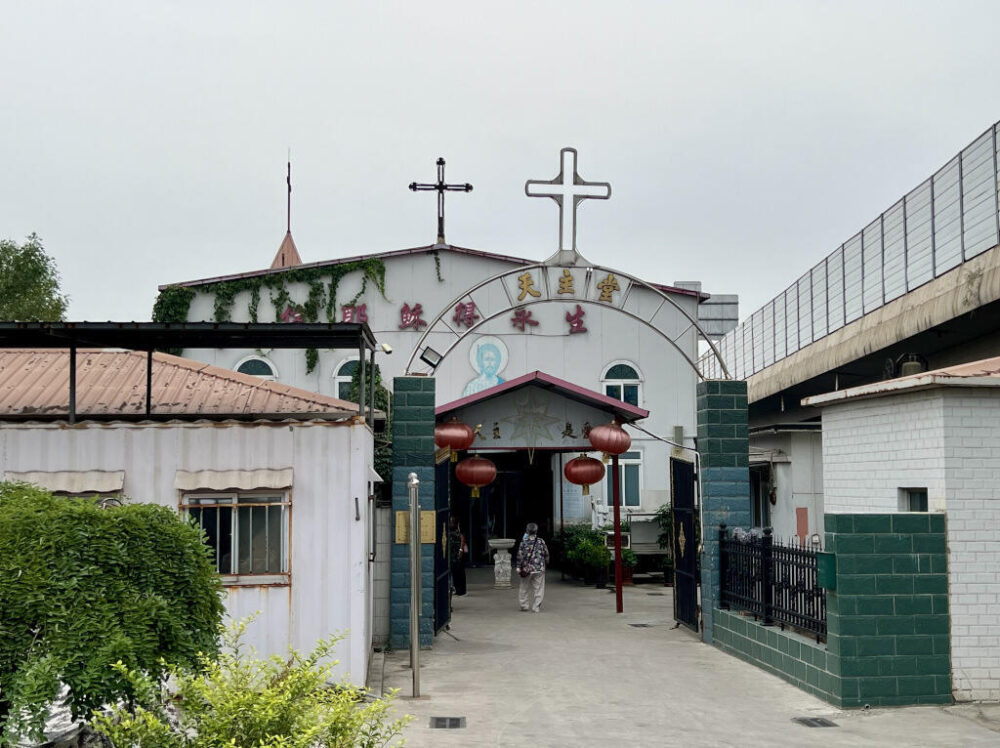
[612,454,623,614]
[368,348,376,426]
[408,472,421,697]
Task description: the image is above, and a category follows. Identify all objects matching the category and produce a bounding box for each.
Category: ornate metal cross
[525,147,611,258]
[409,157,473,245]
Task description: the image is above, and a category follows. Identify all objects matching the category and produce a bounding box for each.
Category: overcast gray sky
[3,1,1000,324]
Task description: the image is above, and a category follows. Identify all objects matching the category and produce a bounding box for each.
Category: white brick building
[805,358,1000,701]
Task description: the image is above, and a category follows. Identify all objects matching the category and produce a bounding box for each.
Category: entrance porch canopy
[435,370,647,453]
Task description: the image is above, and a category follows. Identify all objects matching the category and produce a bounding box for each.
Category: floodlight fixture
[419,346,443,369]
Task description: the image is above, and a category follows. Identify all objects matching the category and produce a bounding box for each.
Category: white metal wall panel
[933,158,963,274]
[862,220,883,313]
[751,309,763,373]
[773,296,786,361]
[762,302,775,368]
[905,182,934,289]
[882,201,906,301]
[812,262,828,339]
[843,235,863,323]
[962,131,998,259]
[827,247,845,332]
[785,285,800,355]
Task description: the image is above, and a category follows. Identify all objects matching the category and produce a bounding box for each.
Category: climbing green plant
[149,259,388,373]
[350,363,393,500]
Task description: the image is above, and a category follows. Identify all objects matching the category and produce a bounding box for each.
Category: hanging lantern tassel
[435,419,475,463]
[456,455,497,498]
[563,454,606,496]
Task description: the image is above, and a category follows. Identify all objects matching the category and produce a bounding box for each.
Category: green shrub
[0,482,224,742]
[90,622,410,748]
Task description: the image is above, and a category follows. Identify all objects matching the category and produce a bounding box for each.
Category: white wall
[820,386,1000,701]
[821,390,947,513]
[749,431,823,543]
[180,249,702,512]
[941,389,1000,701]
[0,419,373,684]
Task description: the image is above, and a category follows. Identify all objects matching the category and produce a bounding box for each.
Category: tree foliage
[0,483,224,742]
[350,362,392,500]
[90,622,410,748]
[0,234,69,321]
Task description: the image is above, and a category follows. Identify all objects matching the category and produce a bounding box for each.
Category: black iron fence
[719,524,827,642]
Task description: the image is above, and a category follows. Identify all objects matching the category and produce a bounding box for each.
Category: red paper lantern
[434,419,475,462]
[563,454,605,496]
[455,455,497,498]
[588,420,631,456]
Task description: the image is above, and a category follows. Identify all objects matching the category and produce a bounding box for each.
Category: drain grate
[430,717,466,729]
[628,623,653,628]
[646,592,665,596]
[792,717,838,728]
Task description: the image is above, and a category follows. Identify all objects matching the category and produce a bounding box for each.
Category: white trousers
[519,571,546,612]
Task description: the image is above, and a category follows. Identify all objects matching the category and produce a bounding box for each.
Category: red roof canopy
[436,370,649,423]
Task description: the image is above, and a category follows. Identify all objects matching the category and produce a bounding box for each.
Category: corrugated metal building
[0,349,379,684]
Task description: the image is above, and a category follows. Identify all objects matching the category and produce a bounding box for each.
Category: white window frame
[182,490,290,585]
[605,449,643,509]
[234,354,279,381]
[601,360,643,407]
[333,356,360,401]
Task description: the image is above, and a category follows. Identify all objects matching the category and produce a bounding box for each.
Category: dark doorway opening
[449,451,554,566]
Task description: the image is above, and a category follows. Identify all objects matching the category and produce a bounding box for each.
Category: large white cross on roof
[525,147,611,258]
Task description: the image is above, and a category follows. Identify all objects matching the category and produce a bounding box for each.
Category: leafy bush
[90,622,410,748]
[0,483,224,742]
[621,548,639,569]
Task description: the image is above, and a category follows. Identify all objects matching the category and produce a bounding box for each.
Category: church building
[156,151,737,567]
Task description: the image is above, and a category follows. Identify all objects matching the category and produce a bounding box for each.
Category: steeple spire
[270,154,303,269]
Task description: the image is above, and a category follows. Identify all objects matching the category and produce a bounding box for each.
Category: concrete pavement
[378,568,1000,747]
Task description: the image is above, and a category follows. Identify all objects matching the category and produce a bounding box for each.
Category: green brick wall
[714,610,838,702]
[826,512,951,707]
[714,513,951,708]
[697,380,751,644]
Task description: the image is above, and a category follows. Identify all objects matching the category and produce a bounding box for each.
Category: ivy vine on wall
[151,259,388,373]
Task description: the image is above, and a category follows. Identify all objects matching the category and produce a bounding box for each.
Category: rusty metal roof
[0,349,366,421]
[803,356,1000,407]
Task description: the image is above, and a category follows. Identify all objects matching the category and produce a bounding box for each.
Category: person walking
[515,523,549,612]
[449,515,468,597]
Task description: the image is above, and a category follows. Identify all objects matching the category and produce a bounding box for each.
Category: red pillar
[612,453,623,613]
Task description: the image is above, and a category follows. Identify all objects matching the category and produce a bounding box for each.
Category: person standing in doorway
[516,523,549,612]
[449,515,468,597]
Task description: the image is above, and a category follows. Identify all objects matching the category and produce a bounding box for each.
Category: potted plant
[621,548,638,585]
[655,503,674,586]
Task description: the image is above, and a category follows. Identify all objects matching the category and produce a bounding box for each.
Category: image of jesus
[462,339,507,396]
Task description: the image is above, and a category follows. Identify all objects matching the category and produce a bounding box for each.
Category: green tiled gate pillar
[825,513,951,706]
[390,376,436,650]
[697,380,751,644]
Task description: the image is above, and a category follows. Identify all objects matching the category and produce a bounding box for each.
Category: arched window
[333,357,359,400]
[235,355,278,381]
[601,362,641,406]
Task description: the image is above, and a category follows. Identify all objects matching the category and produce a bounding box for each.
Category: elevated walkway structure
[699,121,1000,421]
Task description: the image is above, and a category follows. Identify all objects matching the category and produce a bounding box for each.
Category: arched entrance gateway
[390,148,737,647]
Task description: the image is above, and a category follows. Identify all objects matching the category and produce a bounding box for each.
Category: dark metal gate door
[433,457,451,633]
[671,457,698,631]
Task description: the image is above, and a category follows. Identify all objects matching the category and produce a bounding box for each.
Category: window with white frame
[333,357,359,400]
[183,492,289,576]
[235,355,278,381]
[602,362,642,406]
[605,450,642,507]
